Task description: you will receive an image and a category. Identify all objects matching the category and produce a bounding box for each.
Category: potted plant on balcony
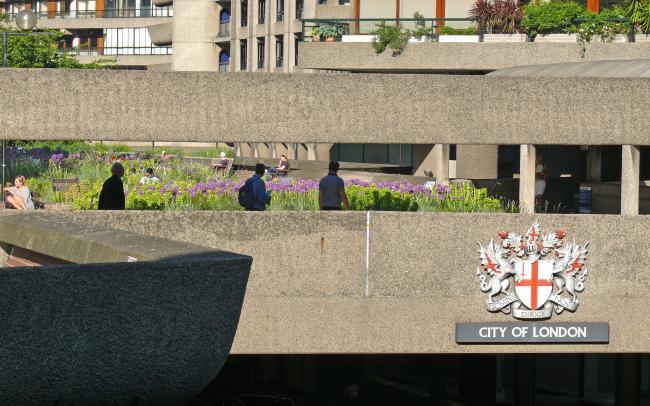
[521,0,582,42]
[311,27,321,42]
[410,11,434,42]
[470,0,526,43]
[371,22,410,55]
[318,24,339,42]
[438,25,481,42]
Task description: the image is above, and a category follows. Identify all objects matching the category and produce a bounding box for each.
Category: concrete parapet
[2,69,648,145]
[298,42,650,72]
[33,210,650,355]
[35,16,171,30]
[0,213,251,404]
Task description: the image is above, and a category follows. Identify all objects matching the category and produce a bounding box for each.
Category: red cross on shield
[515,259,554,310]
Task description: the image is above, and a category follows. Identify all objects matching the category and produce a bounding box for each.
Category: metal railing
[219,62,230,72]
[299,17,636,42]
[4,7,173,19]
[276,55,283,67]
[218,20,230,37]
[64,46,172,56]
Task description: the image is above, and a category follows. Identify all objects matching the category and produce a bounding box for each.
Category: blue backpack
[238,178,256,209]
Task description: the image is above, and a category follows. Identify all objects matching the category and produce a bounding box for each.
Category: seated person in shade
[3,175,35,210]
[210,152,229,170]
[140,168,160,185]
[267,154,290,178]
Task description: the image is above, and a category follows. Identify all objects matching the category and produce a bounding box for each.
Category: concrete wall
[1,69,649,146]
[298,42,650,72]
[172,0,219,71]
[35,16,171,30]
[42,211,650,354]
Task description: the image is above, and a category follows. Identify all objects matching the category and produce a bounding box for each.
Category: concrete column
[621,145,640,215]
[456,145,498,180]
[307,143,317,161]
[586,146,602,182]
[519,144,536,214]
[172,0,219,71]
[412,144,449,181]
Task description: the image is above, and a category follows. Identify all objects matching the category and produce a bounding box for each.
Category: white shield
[514,259,554,310]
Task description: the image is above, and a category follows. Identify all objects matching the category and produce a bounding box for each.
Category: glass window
[240,40,247,71]
[257,37,265,69]
[276,0,283,21]
[295,0,303,18]
[275,35,283,67]
[258,0,265,23]
[241,0,248,26]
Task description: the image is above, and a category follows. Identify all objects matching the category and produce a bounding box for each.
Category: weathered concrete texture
[0,213,251,405]
[32,211,650,354]
[0,69,649,145]
[621,145,641,215]
[34,16,171,30]
[76,54,172,67]
[298,42,650,72]
[519,144,536,214]
[172,0,218,71]
[456,144,498,179]
[489,58,650,78]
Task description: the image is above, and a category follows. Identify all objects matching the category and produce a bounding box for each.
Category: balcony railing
[276,55,283,67]
[299,17,636,43]
[219,62,230,72]
[277,9,284,22]
[218,20,230,37]
[64,46,172,56]
[3,7,173,19]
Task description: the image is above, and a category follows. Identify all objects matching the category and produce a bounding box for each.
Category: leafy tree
[625,0,650,32]
[0,24,115,68]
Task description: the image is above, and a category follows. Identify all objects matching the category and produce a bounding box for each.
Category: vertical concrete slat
[621,145,640,215]
[433,144,449,183]
[519,144,536,214]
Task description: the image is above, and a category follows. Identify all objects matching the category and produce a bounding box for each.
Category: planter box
[534,33,578,43]
[409,35,434,43]
[438,35,480,43]
[635,34,650,42]
[483,33,528,43]
[341,35,376,43]
[592,34,629,43]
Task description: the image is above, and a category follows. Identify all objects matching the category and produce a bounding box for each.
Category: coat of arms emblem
[476,219,589,320]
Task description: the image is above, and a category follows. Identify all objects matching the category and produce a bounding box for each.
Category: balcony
[218,20,230,37]
[298,18,650,73]
[4,7,173,19]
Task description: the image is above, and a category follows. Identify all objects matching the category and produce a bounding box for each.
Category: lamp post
[2,10,37,190]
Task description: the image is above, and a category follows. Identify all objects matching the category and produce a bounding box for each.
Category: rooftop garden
[3,143,510,213]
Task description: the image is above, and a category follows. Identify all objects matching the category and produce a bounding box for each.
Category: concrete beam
[621,145,641,215]
[298,42,650,72]
[36,210,650,354]
[0,69,650,145]
[34,16,171,30]
[519,144,536,214]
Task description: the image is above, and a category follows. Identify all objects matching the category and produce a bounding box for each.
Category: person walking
[239,163,272,211]
[319,161,350,211]
[98,162,126,210]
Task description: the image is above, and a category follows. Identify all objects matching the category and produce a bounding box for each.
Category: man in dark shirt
[267,154,290,178]
[98,162,126,210]
[244,163,272,211]
[319,161,350,211]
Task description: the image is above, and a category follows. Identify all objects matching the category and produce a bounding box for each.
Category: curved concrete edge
[0,69,649,145]
[488,59,650,78]
[153,0,173,6]
[148,21,173,46]
[0,256,251,405]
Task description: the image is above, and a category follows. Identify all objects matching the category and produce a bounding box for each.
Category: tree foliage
[0,22,115,68]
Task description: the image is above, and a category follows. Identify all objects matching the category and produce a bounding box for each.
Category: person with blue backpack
[239,163,272,211]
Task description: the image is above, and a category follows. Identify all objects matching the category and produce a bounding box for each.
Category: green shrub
[317,24,339,40]
[626,0,650,33]
[371,23,410,55]
[346,185,419,211]
[521,1,584,38]
[438,26,478,35]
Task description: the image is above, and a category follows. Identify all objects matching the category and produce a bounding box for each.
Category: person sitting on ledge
[98,162,125,210]
[3,175,35,210]
[267,154,290,178]
[210,152,229,170]
[139,168,160,185]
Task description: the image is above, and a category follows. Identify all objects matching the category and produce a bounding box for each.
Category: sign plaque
[456,322,609,344]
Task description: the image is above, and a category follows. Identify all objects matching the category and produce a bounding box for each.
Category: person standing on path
[319,161,350,211]
[241,163,272,211]
[98,162,126,210]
